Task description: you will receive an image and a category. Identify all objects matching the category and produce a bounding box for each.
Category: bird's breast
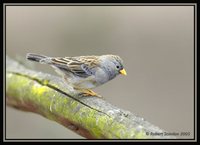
[94,68,110,85]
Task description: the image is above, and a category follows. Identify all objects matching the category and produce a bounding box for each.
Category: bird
[26,53,127,97]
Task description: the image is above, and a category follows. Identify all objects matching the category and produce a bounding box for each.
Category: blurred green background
[6,5,194,139]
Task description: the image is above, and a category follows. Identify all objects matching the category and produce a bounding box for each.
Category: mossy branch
[6,56,175,139]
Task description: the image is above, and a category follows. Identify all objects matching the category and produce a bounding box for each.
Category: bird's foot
[78,89,103,98]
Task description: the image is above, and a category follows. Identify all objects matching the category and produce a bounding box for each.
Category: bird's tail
[26,53,48,62]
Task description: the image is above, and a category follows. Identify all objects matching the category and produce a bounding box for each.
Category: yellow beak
[119,68,127,76]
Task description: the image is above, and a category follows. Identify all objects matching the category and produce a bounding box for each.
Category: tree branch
[6,56,175,139]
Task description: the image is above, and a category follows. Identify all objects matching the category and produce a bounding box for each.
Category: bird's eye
[116,65,120,69]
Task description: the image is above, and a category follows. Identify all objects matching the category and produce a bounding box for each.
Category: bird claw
[78,89,103,98]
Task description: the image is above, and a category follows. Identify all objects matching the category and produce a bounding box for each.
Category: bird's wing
[49,56,99,78]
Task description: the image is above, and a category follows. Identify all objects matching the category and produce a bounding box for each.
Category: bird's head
[99,55,127,79]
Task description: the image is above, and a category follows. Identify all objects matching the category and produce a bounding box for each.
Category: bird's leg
[81,89,103,98]
[74,87,102,98]
[84,89,102,97]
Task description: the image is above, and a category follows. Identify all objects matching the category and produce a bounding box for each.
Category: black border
[3,3,196,141]
[1,0,199,3]
[1,1,4,143]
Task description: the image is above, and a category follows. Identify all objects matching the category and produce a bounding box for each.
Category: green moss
[6,73,30,99]
[32,85,48,96]
[42,79,49,85]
